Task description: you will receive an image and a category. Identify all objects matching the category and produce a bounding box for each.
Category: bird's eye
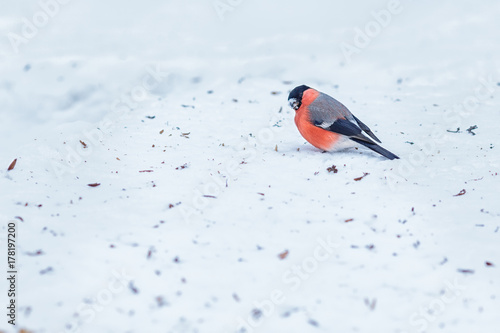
[289,98,300,110]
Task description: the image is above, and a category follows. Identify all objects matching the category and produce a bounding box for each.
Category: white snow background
[1,0,499,332]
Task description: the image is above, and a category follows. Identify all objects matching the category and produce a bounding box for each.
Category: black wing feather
[325,118,362,137]
[319,119,399,160]
[352,115,381,143]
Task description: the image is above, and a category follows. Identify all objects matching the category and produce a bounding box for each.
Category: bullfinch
[288,85,399,160]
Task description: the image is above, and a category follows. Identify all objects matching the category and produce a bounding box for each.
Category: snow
[1,0,499,332]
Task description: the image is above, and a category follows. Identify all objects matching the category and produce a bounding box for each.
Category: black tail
[350,138,399,160]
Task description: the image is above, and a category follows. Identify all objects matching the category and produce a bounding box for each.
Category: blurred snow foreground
[0,0,499,332]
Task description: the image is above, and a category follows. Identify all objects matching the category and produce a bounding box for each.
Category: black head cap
[288,85,310,110]
[288,85,310,101]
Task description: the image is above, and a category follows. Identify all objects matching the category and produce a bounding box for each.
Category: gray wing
[308,93,353,124]
[308,92,381,143]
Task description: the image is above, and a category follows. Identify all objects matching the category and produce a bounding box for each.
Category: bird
[288,85,399,160]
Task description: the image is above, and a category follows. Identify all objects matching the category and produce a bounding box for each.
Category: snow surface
[1,0,500,332]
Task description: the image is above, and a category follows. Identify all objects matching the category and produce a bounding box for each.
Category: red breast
[294,89,340,151]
